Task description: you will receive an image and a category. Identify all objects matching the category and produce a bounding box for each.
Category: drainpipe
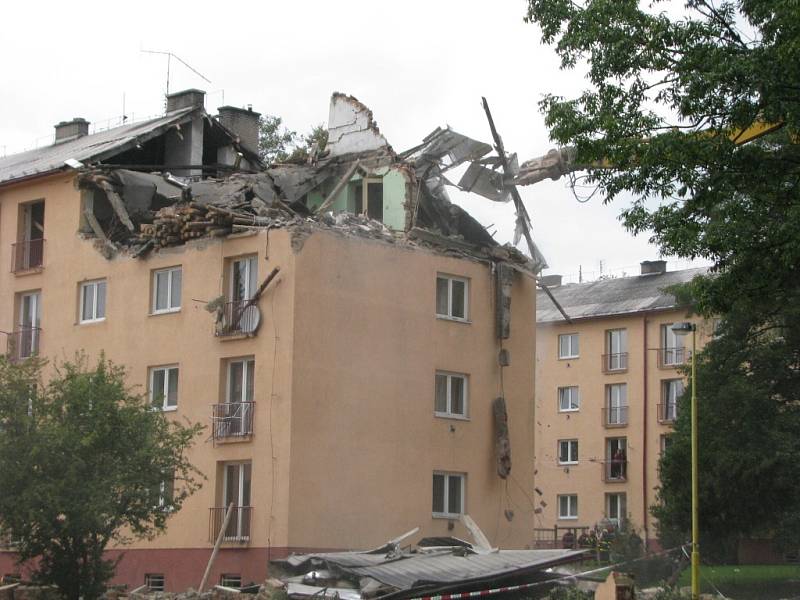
[642,314,649,547]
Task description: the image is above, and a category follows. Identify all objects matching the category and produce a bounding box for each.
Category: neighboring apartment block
[0,91,539,590]
[534,261,712,549]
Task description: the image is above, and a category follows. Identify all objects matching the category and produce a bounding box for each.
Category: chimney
[54,118,90,143]
[540,274,562,287]
[166,88,206,113]
[217,105,261,154]
[640,260,667,275]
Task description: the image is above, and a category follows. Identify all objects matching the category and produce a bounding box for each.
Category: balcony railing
[11,239,45,273]
[212,402,255,440]
[533,526,591,549]
[602,460,628,482]
[602,352,628,373]
[215,300,260,337]
[602,406,628,427]
[6,327,41,361]
[658,347,689,368]
[209,506,252,543]
[657,402,678,424]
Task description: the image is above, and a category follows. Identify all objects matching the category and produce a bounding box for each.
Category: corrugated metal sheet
[537,268,708,323]
[286,549,584,590]
[0,108,196,185]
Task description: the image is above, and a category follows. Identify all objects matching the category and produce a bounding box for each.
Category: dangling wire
[568,171,602,203]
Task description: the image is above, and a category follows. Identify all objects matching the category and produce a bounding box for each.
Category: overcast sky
[1,0,707,280]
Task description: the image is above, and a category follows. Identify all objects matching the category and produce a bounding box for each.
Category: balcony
[602,460,628,482]
[211,402,255,440]
[6,327,41,361]
[215,300,260,337]
[657,402,678,424]
[533,526,591,549]
[209,506,252,543]
[602,406,628,428]
[601,352,628,373]
[11,239,45,273]
[658,347,689,368]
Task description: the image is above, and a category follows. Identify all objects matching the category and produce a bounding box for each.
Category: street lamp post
[671,321,698,599]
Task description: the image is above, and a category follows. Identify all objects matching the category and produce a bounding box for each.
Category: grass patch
[677,564,800,599]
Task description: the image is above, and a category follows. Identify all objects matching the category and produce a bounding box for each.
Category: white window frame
[662,378,684,420]
[661,323,687,365]
[606,492,627,523]
[220,574,242,589]
[434,371,469,419]
[558,386,580,412]
[149,365,179,411]
[231,256,258,302]
[436,274,469,322]
[145,574,165,592]
[79,279,106,323]
[558,333,579,359]
[558,439,579,465]
[152,267,182,314]
[432,471,465,518]
[557,494,578,520]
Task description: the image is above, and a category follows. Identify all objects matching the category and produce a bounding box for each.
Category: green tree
[524,0,800,553]
[0,356,203,600]
[258,114,297,163]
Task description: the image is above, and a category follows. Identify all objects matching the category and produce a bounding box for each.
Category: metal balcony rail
[602,459,628,482]
[6,327,41,361]
[533,526,590,549]
[209,506,252,543]
[657,402,678,424]
[211,402,255,439]
[215,300,258,337]
[658,346,689,368]
[602,406,629,427]
[11,239,45,273]
[601,352,628,373]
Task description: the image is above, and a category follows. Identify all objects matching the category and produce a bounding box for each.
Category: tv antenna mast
[141,48,212,106]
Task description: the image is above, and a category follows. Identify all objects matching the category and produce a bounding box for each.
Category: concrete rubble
[74,93,545,276]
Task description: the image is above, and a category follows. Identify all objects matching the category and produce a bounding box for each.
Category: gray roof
[537,267,708,323]
[285,548,584,591]
[0,108,197,186]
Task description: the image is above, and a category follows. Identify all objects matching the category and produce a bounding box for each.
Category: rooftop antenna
[141,48,212,110]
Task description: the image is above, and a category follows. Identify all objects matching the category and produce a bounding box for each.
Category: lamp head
[671,321,696,335]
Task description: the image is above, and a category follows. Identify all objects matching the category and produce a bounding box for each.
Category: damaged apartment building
[0,89,545,591]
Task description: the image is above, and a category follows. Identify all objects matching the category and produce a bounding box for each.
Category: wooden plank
[316,160,361,214]
[198,503,235,593]
[99,182,135,232]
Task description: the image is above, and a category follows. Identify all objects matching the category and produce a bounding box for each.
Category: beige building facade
[534,262,712,549]
[0,92,539,590]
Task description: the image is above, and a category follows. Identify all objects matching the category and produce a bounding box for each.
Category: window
[13,200,45,272]
[660,434,673,455]
[151,474,174,510]
[661,323,687,366]
[435,372,468,418]
[432,472,465,518]
[605,383,628,425]
[606,493,627,523]
[220,574,242,588]
[231,256,258,302]
[558,333,579,359]
[604,329,628,371]
[558,440,579,464]
[350,179,384,221]
[214,358,255,438]
[661,379,684,422]
[605,437,627,481]
[14,291,41,359]
[145,574,165,592]
[558,386,580,412]
[149,366,179,410]
[152,267,182,313]
[436,275,468,321]
[79,280,106,323]
[221,462,252,541]
[557,494,578,519]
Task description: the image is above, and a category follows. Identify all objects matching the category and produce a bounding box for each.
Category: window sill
[558,356,579,361]
[558,462,578,466]
[434,413,470,421]
[150,308,181,316]
[558,409,580,414]
[78,318,106,325]
[558,516,578,521]
[432,513,463,520]
[12,267,44,277]
[436,315,472,325]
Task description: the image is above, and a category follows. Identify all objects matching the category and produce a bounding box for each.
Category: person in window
[611,448,625,478]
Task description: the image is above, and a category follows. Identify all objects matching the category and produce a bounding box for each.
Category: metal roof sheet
[537,267,708,323]
[0,108,196,186]
[287,548,584,590]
